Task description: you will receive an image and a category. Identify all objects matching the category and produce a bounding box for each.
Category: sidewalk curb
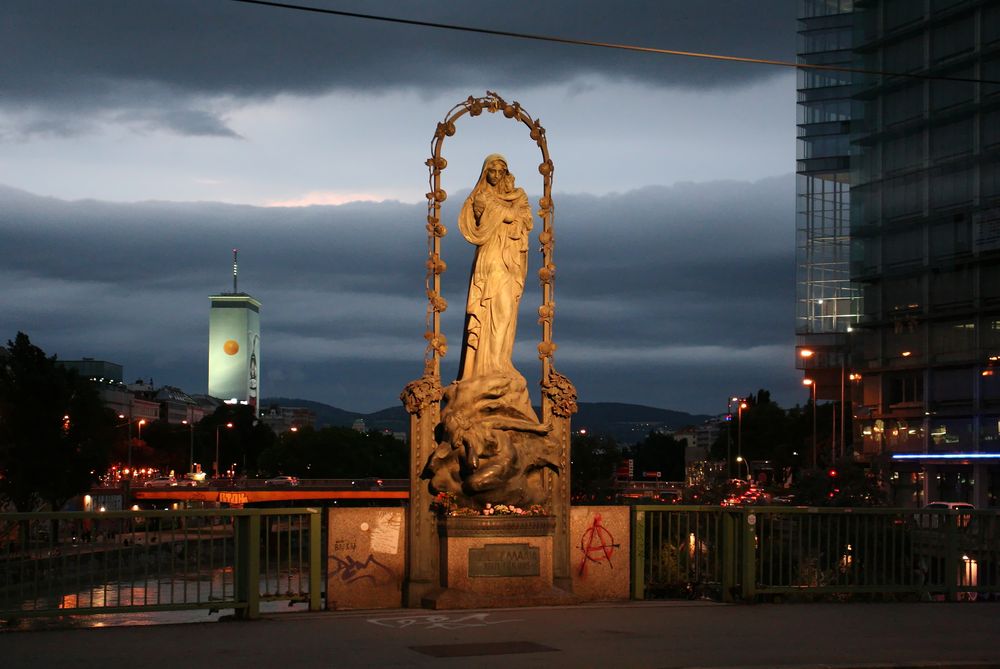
[679,664,1000,669]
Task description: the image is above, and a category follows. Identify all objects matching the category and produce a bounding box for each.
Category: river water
[2,569,310,631]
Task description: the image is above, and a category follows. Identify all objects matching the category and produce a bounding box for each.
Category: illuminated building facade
[849,0,1000,506]
[208,251,261,409]
[208,293,260,408]
[60,358,124,383]
[795,0,860,461]
[797,0,1000,506]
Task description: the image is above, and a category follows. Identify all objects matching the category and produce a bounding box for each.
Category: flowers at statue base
[481,503,546,516]
[430,492,545,517]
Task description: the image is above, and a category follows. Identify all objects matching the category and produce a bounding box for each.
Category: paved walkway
[4,601,1000,669]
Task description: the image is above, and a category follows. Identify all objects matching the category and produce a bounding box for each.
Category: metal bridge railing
[632,506,1000,602]
[631,506,749,602]
[0,508,322,620]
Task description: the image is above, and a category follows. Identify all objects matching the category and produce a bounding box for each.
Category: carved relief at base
[423,371,559,509]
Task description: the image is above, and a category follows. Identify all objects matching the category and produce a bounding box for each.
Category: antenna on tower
[232,248,238,293]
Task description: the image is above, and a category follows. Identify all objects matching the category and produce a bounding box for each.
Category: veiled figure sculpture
[458,153,531,380]
[424,154,559,508]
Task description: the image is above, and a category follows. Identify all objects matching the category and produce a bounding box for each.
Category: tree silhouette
[0,332,113,510]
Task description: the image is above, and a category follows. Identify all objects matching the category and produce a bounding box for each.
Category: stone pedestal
[422,515,578,609]
[403,405,440,607]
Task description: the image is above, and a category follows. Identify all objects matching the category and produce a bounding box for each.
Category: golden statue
[424,154,558,508]
[457,153,533,380]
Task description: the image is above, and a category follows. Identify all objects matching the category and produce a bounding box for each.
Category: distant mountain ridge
[262,397,712,444]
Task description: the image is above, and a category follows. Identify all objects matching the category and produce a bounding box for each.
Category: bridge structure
[4,504,999,623]
[93,478,409,508]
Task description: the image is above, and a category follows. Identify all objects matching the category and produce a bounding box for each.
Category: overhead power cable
[228,0,1000,86]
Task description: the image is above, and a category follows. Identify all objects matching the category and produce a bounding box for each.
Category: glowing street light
[725,397,738,478]
[215,422,234,478]
[737,399,748,465]
[117,413,136,469]
[130,418,148,474]
[181,419,195,474]
[803,378,818,468]
[736,455,751,481]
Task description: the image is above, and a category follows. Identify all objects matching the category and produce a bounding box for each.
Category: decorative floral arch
[404,91,576,419]
[421,91,558,368]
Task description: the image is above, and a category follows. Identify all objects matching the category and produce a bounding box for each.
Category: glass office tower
[848,0,1000,506]
[795,0,860,463]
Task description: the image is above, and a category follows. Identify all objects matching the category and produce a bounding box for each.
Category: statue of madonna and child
[422,154,560,510]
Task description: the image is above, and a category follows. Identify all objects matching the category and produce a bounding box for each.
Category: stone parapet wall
[327,507,405,610]
[570,506,630,602]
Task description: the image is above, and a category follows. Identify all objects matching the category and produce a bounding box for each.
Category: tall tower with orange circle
[208,249,261,410]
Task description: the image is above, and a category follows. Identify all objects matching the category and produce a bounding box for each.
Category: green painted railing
[632,506,1000,602]
[0,508,322,620]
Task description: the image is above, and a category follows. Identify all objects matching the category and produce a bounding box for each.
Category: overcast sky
[0,0,804,416]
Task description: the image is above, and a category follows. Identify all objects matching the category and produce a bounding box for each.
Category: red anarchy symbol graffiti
[578,514,620,577]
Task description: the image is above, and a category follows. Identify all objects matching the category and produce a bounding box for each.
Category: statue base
[421,515,578,609]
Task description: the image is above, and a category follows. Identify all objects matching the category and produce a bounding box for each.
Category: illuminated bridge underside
[132,489,408,504]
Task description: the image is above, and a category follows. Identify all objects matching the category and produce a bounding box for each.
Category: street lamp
[134,418,147,474]
[736,455,751,481]
[725,398,734,478]
[215,422,234,479]
[724,396,748,480]
[737,399,748,463]
[803,378,818,469]
[181,420,195,474]
[117,413,133,471]
[801,346,839,461]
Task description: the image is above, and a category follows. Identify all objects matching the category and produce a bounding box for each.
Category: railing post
[740,509,757,602]
[631,508,646,600]
[944,511,958,602]
[721,511,736,603]
[235,513,261,619]
[309,510,322,612]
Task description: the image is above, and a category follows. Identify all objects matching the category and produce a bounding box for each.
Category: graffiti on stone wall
[577,513,620,577]
[333,538,357,552]
[367,612,521,630]
[330,553,394,585]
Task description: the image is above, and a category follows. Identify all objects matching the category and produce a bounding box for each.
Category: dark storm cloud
[0,185,423,292]
[116,109,245,139]
[1,1,796,136]
[0,174,796,413]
